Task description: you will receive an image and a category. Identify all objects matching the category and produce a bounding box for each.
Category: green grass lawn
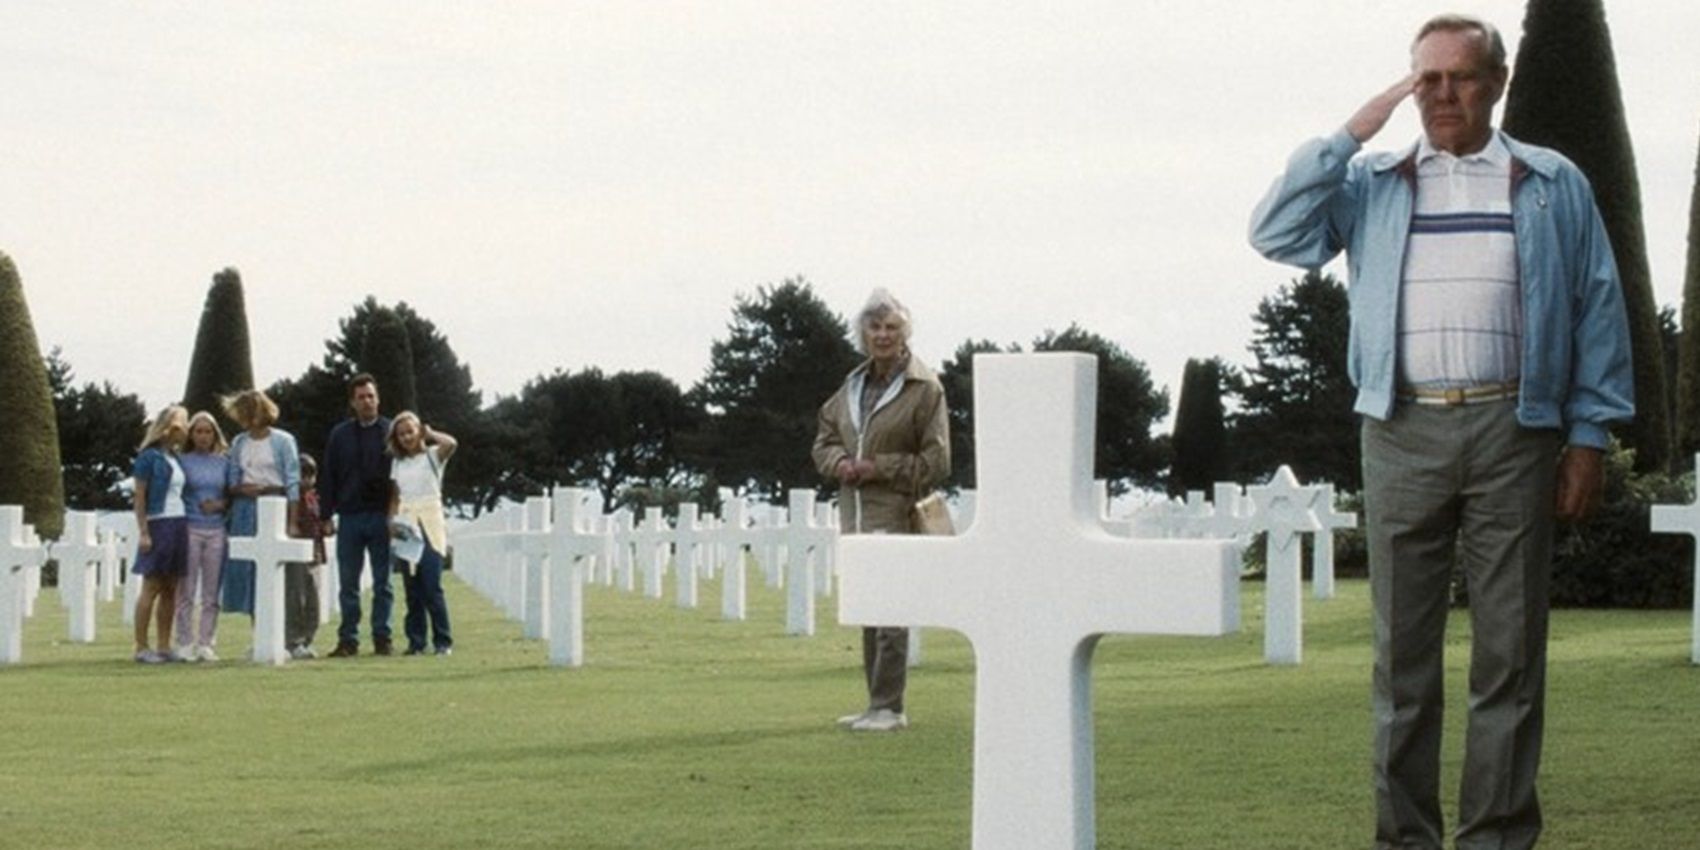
[1,568,1695,849]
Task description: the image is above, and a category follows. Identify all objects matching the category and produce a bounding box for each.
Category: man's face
[1412,28,1506,156]
[351,384,380,421]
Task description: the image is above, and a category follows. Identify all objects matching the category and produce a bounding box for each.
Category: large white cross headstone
[53,511,106,643]
[1244,465,1322,666]
[838,353,1239,850]
[1650,457,1700,665]
[227,496,313,666]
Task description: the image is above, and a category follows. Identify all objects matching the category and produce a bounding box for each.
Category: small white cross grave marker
[521,495,552,640]
[717,496,749,621]
[1309,484,1356,600]
[227,496,313,665]
[786,489,835,636]
[1244,465,1322,666]
[674,504,702,609]
[53,511,106,643]
[0,506,43,664]
[1650,457,1700,665]
[637,507,669,600]
[548,487,602,667]
[610,508,636,592]
[21,524,44,619]
[838,353,1239,850]
[97,528,121,604]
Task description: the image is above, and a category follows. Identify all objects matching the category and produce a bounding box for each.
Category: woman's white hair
[855,288,912,353]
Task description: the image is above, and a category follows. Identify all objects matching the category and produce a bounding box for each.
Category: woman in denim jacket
[219,390,302,619]
[131,405,189,663]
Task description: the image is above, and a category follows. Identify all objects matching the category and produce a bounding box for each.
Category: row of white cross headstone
[448,485,847,668]
[0,498,353,667]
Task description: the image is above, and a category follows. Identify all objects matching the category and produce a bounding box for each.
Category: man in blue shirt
[319,374,395,657]
[1249,14,1633,850]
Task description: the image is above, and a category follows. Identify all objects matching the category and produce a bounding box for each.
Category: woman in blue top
[220,390,302,619]
[131,405,189,664]
[173,411,237,662]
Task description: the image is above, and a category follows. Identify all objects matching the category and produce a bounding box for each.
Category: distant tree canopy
[1231,271,1357,491]
[493,368,697,506]
[1678,122,1700,463]
[181,267,254,436]
[1032,325,1170,494]
[1503,0,1670,471]
[270,298,486,507]
[48,349,147,511]
[938,338,1006,491]
[0,252,66,538]
[937,328,1168,495]
[685,278,859,501]
[359,306,418,418]
[1169,357,1231,497]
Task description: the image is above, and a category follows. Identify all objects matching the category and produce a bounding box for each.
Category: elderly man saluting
[1248,13,1633,850]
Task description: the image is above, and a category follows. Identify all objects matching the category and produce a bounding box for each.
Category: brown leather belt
[1398,381,1519,406]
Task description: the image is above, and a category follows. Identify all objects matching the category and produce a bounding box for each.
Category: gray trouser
[285,563,322,650]
[862,626,909,713]
[1362,401,1559,850]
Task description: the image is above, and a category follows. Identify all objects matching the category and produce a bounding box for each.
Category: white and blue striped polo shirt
[1398,132,1520,390]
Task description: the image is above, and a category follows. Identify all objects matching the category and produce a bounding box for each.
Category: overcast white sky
[3,2,1697,419]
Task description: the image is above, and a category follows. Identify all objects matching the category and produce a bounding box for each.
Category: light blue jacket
[1248,129,1634,449]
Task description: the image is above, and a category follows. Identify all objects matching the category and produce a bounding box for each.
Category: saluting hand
[1346,73,1418,144]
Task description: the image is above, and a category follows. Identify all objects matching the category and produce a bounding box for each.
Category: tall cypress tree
[1169,358,1229,497]
[359,306,417,417]
[0,252,66,538]
[1502,0,1671,471]
[1677,122,1700,465]
[182,267,255,433]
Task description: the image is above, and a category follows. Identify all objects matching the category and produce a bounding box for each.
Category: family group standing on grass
[128,374,458,664]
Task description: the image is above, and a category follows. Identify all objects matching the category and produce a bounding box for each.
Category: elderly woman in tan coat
[812,288,950,732]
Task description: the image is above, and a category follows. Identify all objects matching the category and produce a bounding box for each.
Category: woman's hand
[835,459,860,485]
[138,530,153,555]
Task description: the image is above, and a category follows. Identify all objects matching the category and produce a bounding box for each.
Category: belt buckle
[1443,388,1466,406]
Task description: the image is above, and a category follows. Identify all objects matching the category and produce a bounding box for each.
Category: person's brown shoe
[373,637,393,656]
[328,641,358,658]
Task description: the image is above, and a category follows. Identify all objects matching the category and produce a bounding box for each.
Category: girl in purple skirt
[131,405,189,664]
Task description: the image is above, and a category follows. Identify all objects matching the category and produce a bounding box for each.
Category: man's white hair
[855,288,912,353]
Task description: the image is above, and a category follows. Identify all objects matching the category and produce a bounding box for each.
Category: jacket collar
[1379,129,1557,182]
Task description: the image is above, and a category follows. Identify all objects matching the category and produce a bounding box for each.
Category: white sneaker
[196,645,219,663]
[836,711,868,728]
[850,709,908,732]
[171,646,198,663]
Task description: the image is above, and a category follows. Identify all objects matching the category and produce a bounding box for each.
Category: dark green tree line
[0,252,66,538]
[47,349,147,511]
[684,278,860,501]
[181,267,255,435]
[1230,271,1357,491]
[1503,0,1671,471]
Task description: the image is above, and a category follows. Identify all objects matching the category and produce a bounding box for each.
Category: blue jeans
[336,512,393,644]
[400,540,452,652]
